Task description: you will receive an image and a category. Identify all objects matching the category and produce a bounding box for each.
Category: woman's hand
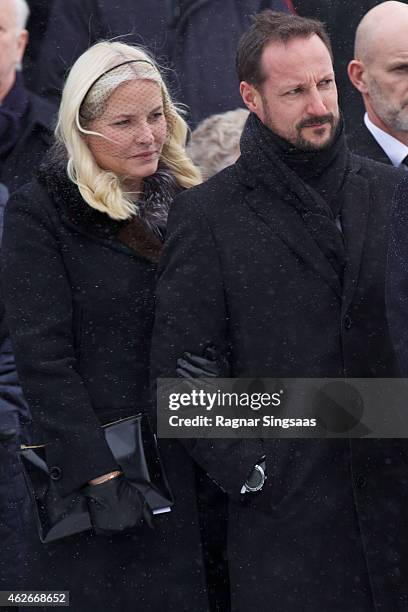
[83,475,152,535]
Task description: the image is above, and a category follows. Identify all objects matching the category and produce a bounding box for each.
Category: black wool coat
[1,165,209,611]
[387,174,408,376]
[347,120,392,165]
[152,153,408,611]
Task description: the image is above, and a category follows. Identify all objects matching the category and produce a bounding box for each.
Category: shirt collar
[364,113,408,167]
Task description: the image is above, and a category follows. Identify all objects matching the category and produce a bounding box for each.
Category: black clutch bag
[20,414,173,543]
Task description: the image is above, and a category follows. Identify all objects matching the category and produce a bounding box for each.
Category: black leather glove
[176,346,229,378]
[83,475,152,536]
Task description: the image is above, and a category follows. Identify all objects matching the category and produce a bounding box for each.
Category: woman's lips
[130,151,158,159]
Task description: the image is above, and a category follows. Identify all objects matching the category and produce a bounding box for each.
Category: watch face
[245,464,265,492]
[247,469,263,489]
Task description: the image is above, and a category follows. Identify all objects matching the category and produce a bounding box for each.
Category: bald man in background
[347,1,408,167]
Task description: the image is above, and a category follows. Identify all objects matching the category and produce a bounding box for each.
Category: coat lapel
[340,156,370,314]
[243,185,342,298]
[347,122,391,165]
[237,153,370,305]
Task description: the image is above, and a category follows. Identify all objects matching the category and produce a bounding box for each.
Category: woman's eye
[150,112,164,121]
[112,119,130,126]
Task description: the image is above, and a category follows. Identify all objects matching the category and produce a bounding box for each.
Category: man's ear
[16,30,29,67]
[240,81,261,113]
[348,59,369,95]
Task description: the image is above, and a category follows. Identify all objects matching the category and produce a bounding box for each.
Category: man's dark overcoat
[152,150,408,611]
[0,92,55,194]
[347,120,392,165]
[387,174,408,376]
[1,163,209,611]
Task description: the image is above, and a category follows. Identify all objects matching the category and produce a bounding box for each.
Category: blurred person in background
[32,0,294,126]
[347,1,408,167]
[0,181,30,451]
[0,178,30,464]
[1,40,212,611]
[188,108,249,180]
[0,0,55,194]
[23,0,55,91]
[0,180,32,593]
[0,0,53,592]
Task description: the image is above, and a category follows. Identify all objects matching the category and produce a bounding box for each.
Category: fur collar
[37,146,180,263]
[138,166,180,241]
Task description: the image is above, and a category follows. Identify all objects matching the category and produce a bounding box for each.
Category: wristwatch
[240,459,266,494]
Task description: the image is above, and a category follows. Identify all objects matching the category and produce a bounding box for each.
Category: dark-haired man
[152,10,408,612]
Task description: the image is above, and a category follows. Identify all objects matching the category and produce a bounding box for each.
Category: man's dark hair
[236,10,333,88]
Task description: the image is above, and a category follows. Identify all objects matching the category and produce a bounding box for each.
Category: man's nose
[305,87,328,116]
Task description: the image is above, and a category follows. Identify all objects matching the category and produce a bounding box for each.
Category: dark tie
[402,155,408,167]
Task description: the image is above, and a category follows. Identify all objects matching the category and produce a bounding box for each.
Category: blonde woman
[2,41,209,611]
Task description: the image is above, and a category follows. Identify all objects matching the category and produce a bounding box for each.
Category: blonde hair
[187,108,249,180]
[56,41,201,220]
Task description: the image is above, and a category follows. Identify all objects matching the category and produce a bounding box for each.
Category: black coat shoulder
[347,122,392,165]
[0,92,56,194]
[172,164,246,213]
[27,92,57,136]
[4,177,55,227]
[24,160,124,241]
[5,175,60,228]
[351,152,406,191]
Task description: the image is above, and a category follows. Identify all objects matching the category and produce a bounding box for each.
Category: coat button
[356,475,367,489]
[49,466,62,481]
[343,315,352,330]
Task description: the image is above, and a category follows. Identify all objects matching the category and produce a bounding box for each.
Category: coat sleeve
[34,0,103,103]
[151,190,264,500]
[1,184,118,496]
[386,175,408,377]
[0,336,31,434]
[0,189,31,434]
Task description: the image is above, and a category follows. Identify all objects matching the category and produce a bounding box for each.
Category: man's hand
[176,346,229,378]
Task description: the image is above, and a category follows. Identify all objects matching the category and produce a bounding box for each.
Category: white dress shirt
[364,113,408,168]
